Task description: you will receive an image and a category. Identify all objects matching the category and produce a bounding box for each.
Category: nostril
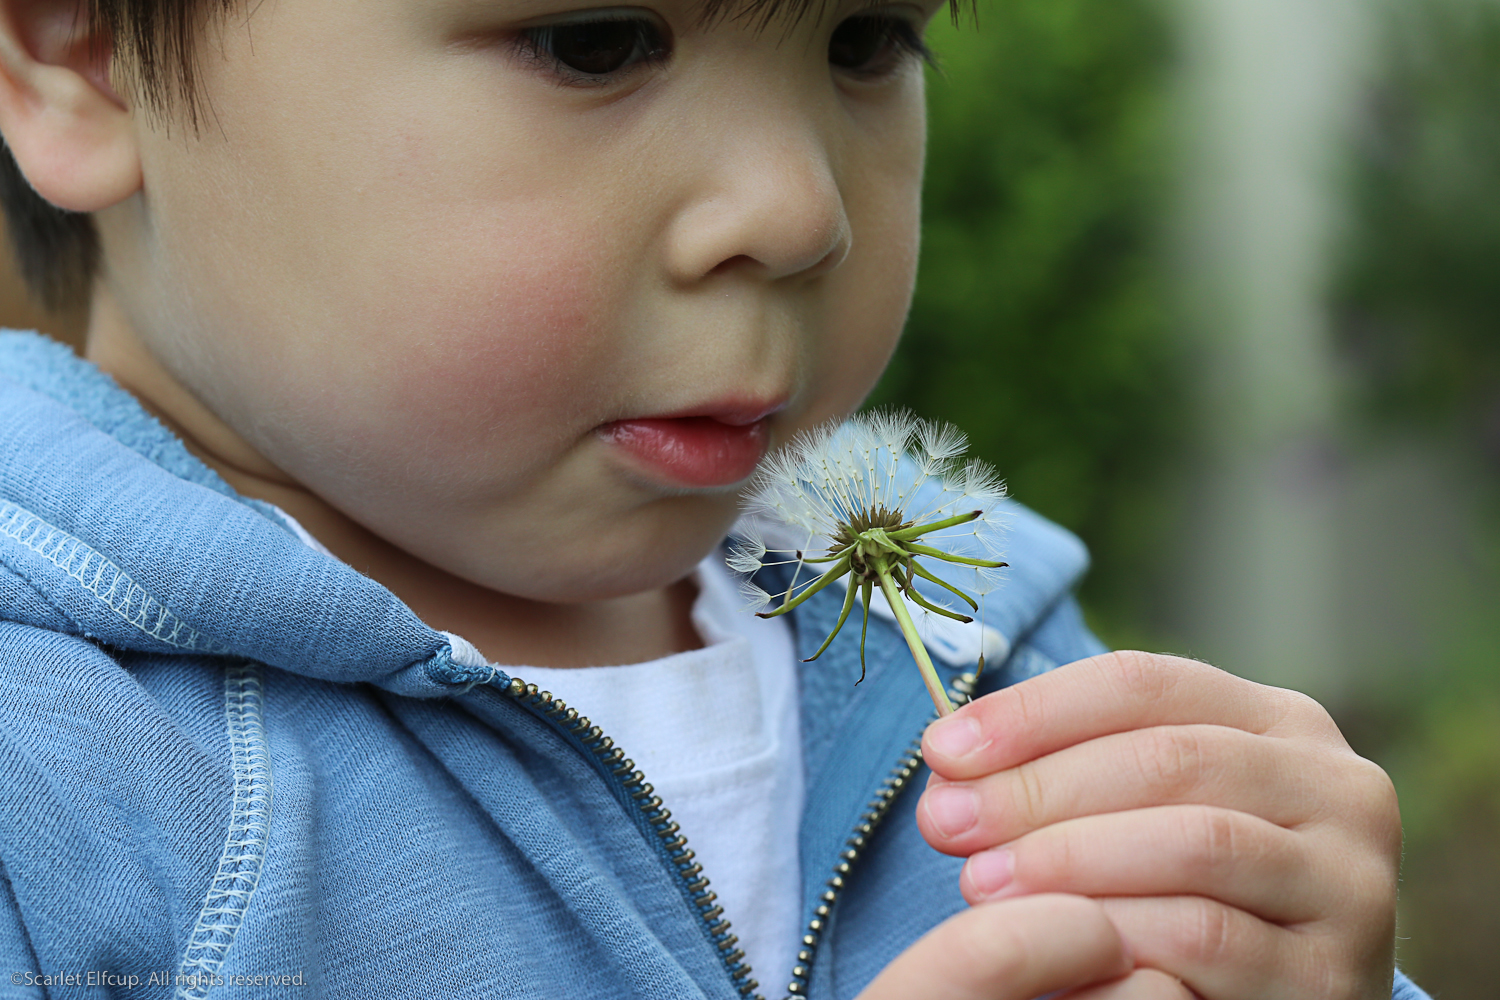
[706,254,759,278]
[704,237,848,281]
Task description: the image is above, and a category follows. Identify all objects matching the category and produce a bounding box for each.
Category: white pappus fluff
[728,409,1009,621]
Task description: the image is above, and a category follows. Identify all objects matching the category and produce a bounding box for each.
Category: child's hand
[855,893,1187,1000]
[916,652,1403,1000]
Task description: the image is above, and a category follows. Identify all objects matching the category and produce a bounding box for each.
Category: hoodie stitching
[0,501,230,654]
[175,664,273,998]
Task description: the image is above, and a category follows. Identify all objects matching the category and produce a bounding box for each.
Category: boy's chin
[435,494,742,606]
[465,529,726,606]
[487,552,711,606]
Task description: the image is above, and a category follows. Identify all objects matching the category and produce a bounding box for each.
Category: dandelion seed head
[737,408,1007,559]
[727,409,1010,715]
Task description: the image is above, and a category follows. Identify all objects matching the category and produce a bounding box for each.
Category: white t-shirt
[512,557,804,989]
[275,506,805,986]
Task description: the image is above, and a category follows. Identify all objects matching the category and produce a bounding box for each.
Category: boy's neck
[81,287,704,668]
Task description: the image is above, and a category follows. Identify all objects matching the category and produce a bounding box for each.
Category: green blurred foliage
[872,0,1180,645]
[889,0,1500,991]
[1358,670,1500,991]
[1336,0,1500,990]
[1338,0,1500,471]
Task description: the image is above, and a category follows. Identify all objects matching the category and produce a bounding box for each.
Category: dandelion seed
[731,409,1008,716]
[725,538,767,575]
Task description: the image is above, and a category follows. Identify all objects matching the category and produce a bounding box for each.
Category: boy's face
[98,0,935,603]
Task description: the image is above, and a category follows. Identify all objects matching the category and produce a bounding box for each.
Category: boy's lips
[599,413,773,488]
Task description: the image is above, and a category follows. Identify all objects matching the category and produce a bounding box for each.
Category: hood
[0,331,475,697]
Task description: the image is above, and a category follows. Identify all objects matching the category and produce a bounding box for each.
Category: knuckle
[1035,822,1084,885]
[1011,760,1050,829]
[1182,896,1237,967]
[956,905,1032,985]
[1349,850,1400,929]
[1187,806,1241,879]
[1098,649,1176,703]
[1273,686,1335,733]
[1005,679,1047,746]
[1322,753,1403,858]
[1353,758,1401,829]
[1133,726,1204,798]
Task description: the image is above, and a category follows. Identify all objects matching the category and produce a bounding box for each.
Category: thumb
[857,894,1132,1000]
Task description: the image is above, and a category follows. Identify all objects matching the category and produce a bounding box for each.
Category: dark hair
[0,0,959,311]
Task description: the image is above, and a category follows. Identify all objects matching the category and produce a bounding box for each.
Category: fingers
[1096,893,1398,1000]
[914,649,1404,1000]
[918,723,1330,853]
[922,651,1340,783]
[954,806,1318,923]
[1061,969,1198,1000]
[937,793,1399,999]
[1099,896,1309,1000]
[856,894,1131,1000]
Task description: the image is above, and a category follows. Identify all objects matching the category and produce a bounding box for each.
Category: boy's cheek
[214,214,625,490]
[341,247,617,452]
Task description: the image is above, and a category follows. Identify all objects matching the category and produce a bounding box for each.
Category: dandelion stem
[876,564,954,717]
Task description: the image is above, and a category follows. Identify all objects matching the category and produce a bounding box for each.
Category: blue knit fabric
[0,332,1430,1000]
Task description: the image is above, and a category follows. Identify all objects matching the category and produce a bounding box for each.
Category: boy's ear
[0,0,141,213]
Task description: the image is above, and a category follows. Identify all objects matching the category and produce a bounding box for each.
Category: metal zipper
[499,667,980,1000]
[500,677,762,997]
[782,669,978,1000]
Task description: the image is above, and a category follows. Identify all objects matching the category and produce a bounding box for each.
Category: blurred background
[877,0,1499,989]
[1,0,1495,988]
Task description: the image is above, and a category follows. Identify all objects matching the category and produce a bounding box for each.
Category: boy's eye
[827,14,932,78]
[519,13,670,81]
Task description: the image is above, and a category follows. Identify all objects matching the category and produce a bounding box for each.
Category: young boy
[0,0,1427,996]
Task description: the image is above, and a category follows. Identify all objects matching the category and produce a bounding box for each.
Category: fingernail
[927,715,983,760]
[924,784,979,838]
[966,848,1015,897]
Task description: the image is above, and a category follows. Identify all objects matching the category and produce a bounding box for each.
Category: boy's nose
[663,129,852,284]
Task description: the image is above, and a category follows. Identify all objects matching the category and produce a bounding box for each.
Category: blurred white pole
[1171,0,1370,700]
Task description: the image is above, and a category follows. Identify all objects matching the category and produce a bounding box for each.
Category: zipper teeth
[502,677,765,999]
[502,667,980,1000]
[782,669,979,1000]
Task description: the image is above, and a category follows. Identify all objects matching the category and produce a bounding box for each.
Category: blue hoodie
[0,332,1428,1000]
